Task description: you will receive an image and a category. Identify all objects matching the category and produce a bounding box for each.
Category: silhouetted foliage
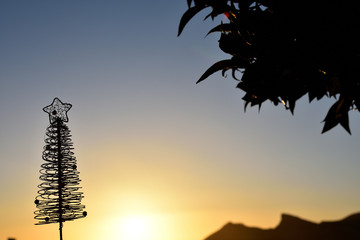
[178,0,360,134]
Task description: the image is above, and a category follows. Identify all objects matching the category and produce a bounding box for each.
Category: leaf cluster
[178,0,360,134]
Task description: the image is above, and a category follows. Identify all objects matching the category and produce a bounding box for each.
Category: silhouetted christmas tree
[34,98,87,240]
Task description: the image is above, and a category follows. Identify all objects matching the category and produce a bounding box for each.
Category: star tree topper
[43,98,72,123]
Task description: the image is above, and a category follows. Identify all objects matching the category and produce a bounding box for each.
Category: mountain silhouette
[205,213,360,240]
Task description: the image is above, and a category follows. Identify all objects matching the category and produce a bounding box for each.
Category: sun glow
[123,215,150,240]
[115,214,154,240]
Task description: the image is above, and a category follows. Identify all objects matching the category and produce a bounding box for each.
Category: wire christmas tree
[34,98,87,240]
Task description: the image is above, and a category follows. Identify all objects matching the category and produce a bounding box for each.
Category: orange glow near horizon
[2,137,359,240]
[96,211,179,240]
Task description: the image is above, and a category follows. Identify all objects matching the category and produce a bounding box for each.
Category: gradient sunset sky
[1,1,360,240]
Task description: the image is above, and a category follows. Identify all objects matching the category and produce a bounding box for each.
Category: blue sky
[1,1,360,240]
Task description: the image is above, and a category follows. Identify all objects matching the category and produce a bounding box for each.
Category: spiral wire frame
[34,119,86,225]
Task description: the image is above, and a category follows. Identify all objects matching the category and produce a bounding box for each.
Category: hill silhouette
[205,213,360,240]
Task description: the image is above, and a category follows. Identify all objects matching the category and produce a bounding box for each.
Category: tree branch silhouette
[178,0,360,134]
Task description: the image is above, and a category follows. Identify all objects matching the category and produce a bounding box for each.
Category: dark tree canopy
[178,0,360,134]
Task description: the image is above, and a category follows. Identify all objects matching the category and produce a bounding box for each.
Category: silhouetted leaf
[206,23,233,36]
[187,0,192,8]
[178,5,207,36]
[203,1,232,20]
[242,92,266,112]
[288,99,296,115]
[204,10,223,21]
[244,101,250,111]
[197,59,233,83]
[354,97,360,111]
[308,89,326,102]
[322,97,351,134]
[339,112,351,134]
[197,57,249,83]
[231,68,241,80]
[322,116,338,134]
